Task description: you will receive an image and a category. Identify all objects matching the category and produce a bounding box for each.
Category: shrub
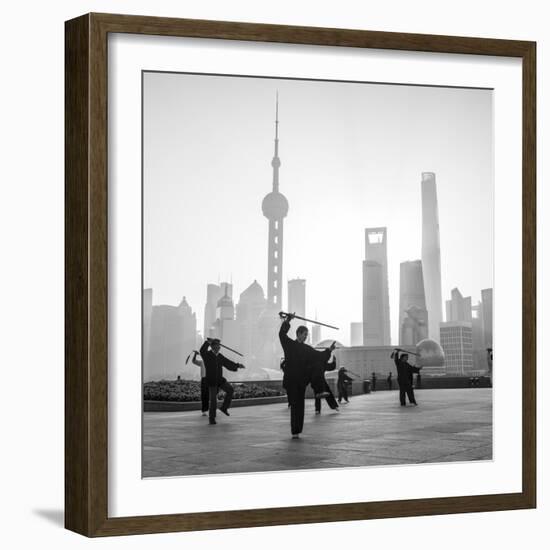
[143,380,284,402]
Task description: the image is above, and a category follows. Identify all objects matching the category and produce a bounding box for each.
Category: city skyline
[143,71,493,346]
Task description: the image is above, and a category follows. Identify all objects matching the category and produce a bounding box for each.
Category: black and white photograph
[142,71,494,478]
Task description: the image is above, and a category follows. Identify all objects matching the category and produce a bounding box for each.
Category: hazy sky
[143,71,493,345]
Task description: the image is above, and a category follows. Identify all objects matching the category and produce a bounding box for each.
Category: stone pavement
[143,388,492,477]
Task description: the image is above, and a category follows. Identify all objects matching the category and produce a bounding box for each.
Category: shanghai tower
[421,172,443,341]
[262,95,289,308]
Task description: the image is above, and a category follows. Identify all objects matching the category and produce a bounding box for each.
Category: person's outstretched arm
[191,351,202,367]
[279,316,293,349]
[221,355,244,372]
[308,341,336,363]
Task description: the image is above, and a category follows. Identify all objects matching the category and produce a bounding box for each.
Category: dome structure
[262,191,289,220]
[239,280,265,303]
[415,338,445,367]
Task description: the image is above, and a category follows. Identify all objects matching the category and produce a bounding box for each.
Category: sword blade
[292,313,339,330]
[219,343,244,357]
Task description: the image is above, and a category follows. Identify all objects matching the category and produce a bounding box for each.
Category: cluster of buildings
[340,172,493,380]
[143,99,493,383]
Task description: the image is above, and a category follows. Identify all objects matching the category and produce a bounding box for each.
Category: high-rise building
[262,95,289,309]
[147,297,197,381]
[287,278,306,317]
[210,284,241,378]
[350,322,363,346]
[236,280,268,371]
[312,324,321,346]
[216,282,234,322]
[421,172,443,342]
[203,283,223,339]
[481,288,493,349]
[362,227,391,346]
[446,287,473,323]
[399,260,428,345]
[440,321,473,376]
[471,303,487,374]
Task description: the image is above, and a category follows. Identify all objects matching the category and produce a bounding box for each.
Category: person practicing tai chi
[199,338,245,425]
[190,350,208,416]
[279,313,335,438]
[337,367,353,404]
[314,356,339,414]
[391,349,422,406]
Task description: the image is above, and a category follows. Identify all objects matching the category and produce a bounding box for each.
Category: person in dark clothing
[391,349,422,406]
[314,356,339,414]
[190,350,208,416]
[199,338,245,424]
[337,367,353,403]
[280,358,291,408]
[371,371,377,392]
[387,372,393,391]
[279,314,334,438]
[416,372,422,389]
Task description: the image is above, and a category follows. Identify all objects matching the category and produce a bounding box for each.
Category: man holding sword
[391,348,422,406]
[279,312,336,438]
[199,337,245,425]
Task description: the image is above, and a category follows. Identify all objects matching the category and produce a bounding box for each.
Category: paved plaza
[143,388,492,477]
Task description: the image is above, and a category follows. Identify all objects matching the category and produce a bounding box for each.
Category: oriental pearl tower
[262,94,289,308]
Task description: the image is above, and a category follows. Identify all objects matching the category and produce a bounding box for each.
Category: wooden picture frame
[65,12,536,537]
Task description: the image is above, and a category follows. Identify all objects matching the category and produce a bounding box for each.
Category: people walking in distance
[391,349,422,406]
[337,367,353,404]
[416,372,422,389]
[371,371,377,392]
[387,371,393,391]
[190,350,208,416]
[279,313,335,438]
[199,338,245,425]
[314,356,339,414]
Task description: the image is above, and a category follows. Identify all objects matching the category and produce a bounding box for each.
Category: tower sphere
[262,191,289,219]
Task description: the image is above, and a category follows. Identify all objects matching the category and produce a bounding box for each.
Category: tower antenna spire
[275,90,279,142]
[262,93,289,308]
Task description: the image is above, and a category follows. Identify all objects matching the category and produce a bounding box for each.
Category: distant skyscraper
[362,227,391,346]
[350,322,363,346]
[216,282,234,322]
[203,283,223,339]
[481,288,493,349]
[421,172,443,341]
[440,321,474,376]
[287,278,306,317]
[312,324,321,346]
[262,95,289,308]
[147,297,197,381]
[236,280,267,373]
[213,283,240,357]
[445,287,473,323]
[471,302,487,374]
[399,260,428,345]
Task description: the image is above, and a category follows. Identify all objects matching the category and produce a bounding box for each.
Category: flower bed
[143,380,284,402]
